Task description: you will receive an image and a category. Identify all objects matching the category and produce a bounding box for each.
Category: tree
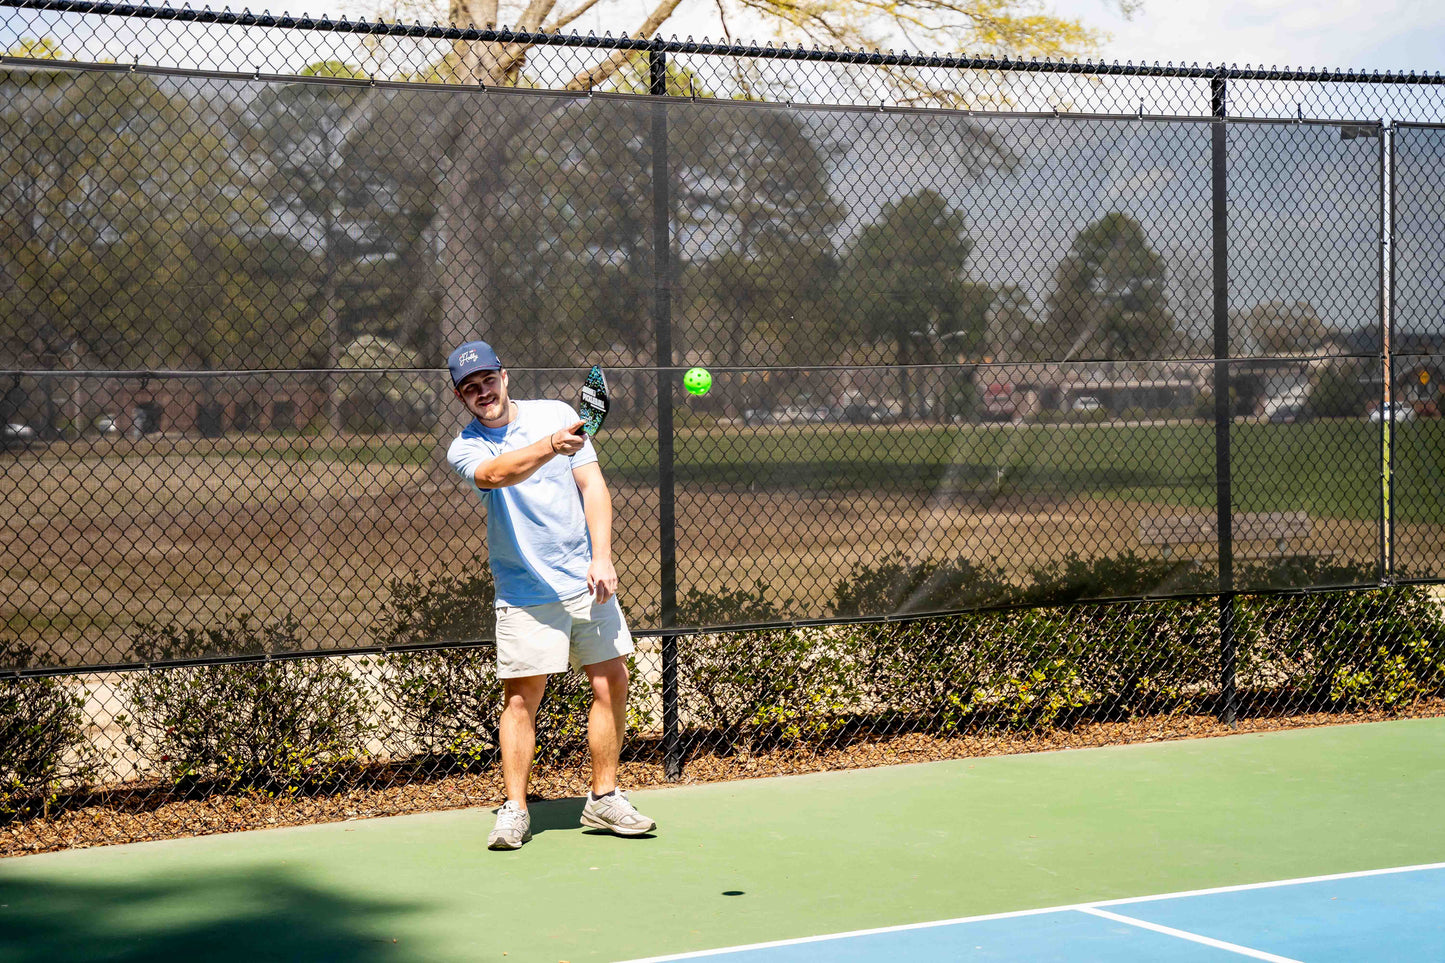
[236,75,442,427]
[419,0,1135,362]
[0,55,279,365]
[687,107,844,368]
[1309,360,1372,419]
[440,0,1134,69]
[1242,300,1331,355]
[849,190,990,419]
[1045,212,1173,361]
[984,285,1040,363]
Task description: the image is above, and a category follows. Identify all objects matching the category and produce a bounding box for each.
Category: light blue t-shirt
[446,399,599,607]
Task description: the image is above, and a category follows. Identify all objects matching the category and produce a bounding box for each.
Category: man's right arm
[472,420,587,489]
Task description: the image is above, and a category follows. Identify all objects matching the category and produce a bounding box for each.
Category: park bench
[1137,511,1314,561]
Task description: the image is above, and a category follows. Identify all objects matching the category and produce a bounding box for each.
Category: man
[445,340,656,850]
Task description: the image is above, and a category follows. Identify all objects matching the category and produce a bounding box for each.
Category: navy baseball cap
[448,340,503,387]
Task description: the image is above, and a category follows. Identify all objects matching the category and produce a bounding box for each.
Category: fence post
[1380,122,1394,583]
[650,45,683,780]
[1211,72,1238,726]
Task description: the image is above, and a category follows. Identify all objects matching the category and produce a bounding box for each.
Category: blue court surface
[625,863,1445,962]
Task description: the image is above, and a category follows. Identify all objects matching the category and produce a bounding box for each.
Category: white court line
[1087,859,1445,908]
[619,861,1445,962]
[1077,906,1303,962]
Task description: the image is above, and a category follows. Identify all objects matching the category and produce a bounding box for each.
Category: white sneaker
[488,800,532,850]
[580,789,656,836]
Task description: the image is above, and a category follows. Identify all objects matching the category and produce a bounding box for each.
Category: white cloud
[1054,0,1445,71]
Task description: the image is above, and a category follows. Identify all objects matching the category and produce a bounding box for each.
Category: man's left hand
[588,558,618,604]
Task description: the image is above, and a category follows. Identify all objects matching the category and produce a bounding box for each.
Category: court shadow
[527,796,657,840]
[527,794,585,835]
[0,865,424,963]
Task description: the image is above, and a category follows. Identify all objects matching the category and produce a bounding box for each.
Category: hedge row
[2,555,1442,817]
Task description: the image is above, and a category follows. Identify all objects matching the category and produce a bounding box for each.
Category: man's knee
[502,675,547,717]
[587,657,629,699]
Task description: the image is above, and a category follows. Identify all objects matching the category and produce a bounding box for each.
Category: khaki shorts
[494,591,634,679]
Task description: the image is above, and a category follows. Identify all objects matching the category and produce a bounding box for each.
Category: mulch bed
[5,701,1443,857]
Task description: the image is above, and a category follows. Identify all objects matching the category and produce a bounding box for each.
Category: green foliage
[841,614,992,730]
[833,552,1014,617]
[374,557,497,650]
[1050,600,1216,717]
[384,646,626,766]
[823,553,1443,738]
[1309,361,1374,419]
[0,637,97,819]
[1234,557,1376,593]
[120,618,374,793]
[385,647,499,766]
[674,583,853,749]
[848,190,990,418]
[1022,551,1209,605]
[1239,585,1445,711]
[1327,644,1436,711]
[1045,212,1174,359]
[982,644,1095,730]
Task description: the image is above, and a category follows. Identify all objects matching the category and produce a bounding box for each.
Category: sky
[4,0,1443,74]
[332,0,1445,74]
[1050,0,1445,72]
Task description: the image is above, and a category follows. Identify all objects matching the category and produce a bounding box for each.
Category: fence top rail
[6,0,1445,85]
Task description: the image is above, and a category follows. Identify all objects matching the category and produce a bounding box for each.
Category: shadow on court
[0,867,421,963]
[528,794,585,835]
[529,795,659,840]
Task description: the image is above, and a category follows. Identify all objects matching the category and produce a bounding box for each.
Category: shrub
[1048,599,1216,718]
[1239,585,1445,711]
[835,614,993,728]
[985,654,1095,729]
[954,610,1096,730]
[1309,361,1373,418]
[675,582,854,751]
[373,558,496,651]
[384,647,499,767]
[0,637,98,819]
[121,617,374,794]
[833,553,1014,617]
[376,561,501,766]
[1234,557,1376,593]
[1022,552,1211,606]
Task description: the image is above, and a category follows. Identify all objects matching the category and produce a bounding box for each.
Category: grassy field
[2,417,1440,667]
[204,417,1443,522]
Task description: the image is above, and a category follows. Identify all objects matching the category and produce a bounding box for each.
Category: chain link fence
[3,0,1445,852]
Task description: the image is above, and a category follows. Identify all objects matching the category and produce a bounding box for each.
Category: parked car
[3,422,35,442]
[840,402,888,425]
[1267,404,1308,424]
[1369,402,1416,424]
[741,407,775,426]
[981,383,1019,422]
[1071,395,1103,413]
[779,404,831,424]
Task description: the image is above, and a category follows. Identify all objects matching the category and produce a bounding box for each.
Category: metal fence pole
[1381,123,1395,583]
[650,46,683,780]
[1211,73,1237,726]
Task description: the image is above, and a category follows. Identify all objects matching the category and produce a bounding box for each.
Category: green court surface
[2,718,1442,962]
